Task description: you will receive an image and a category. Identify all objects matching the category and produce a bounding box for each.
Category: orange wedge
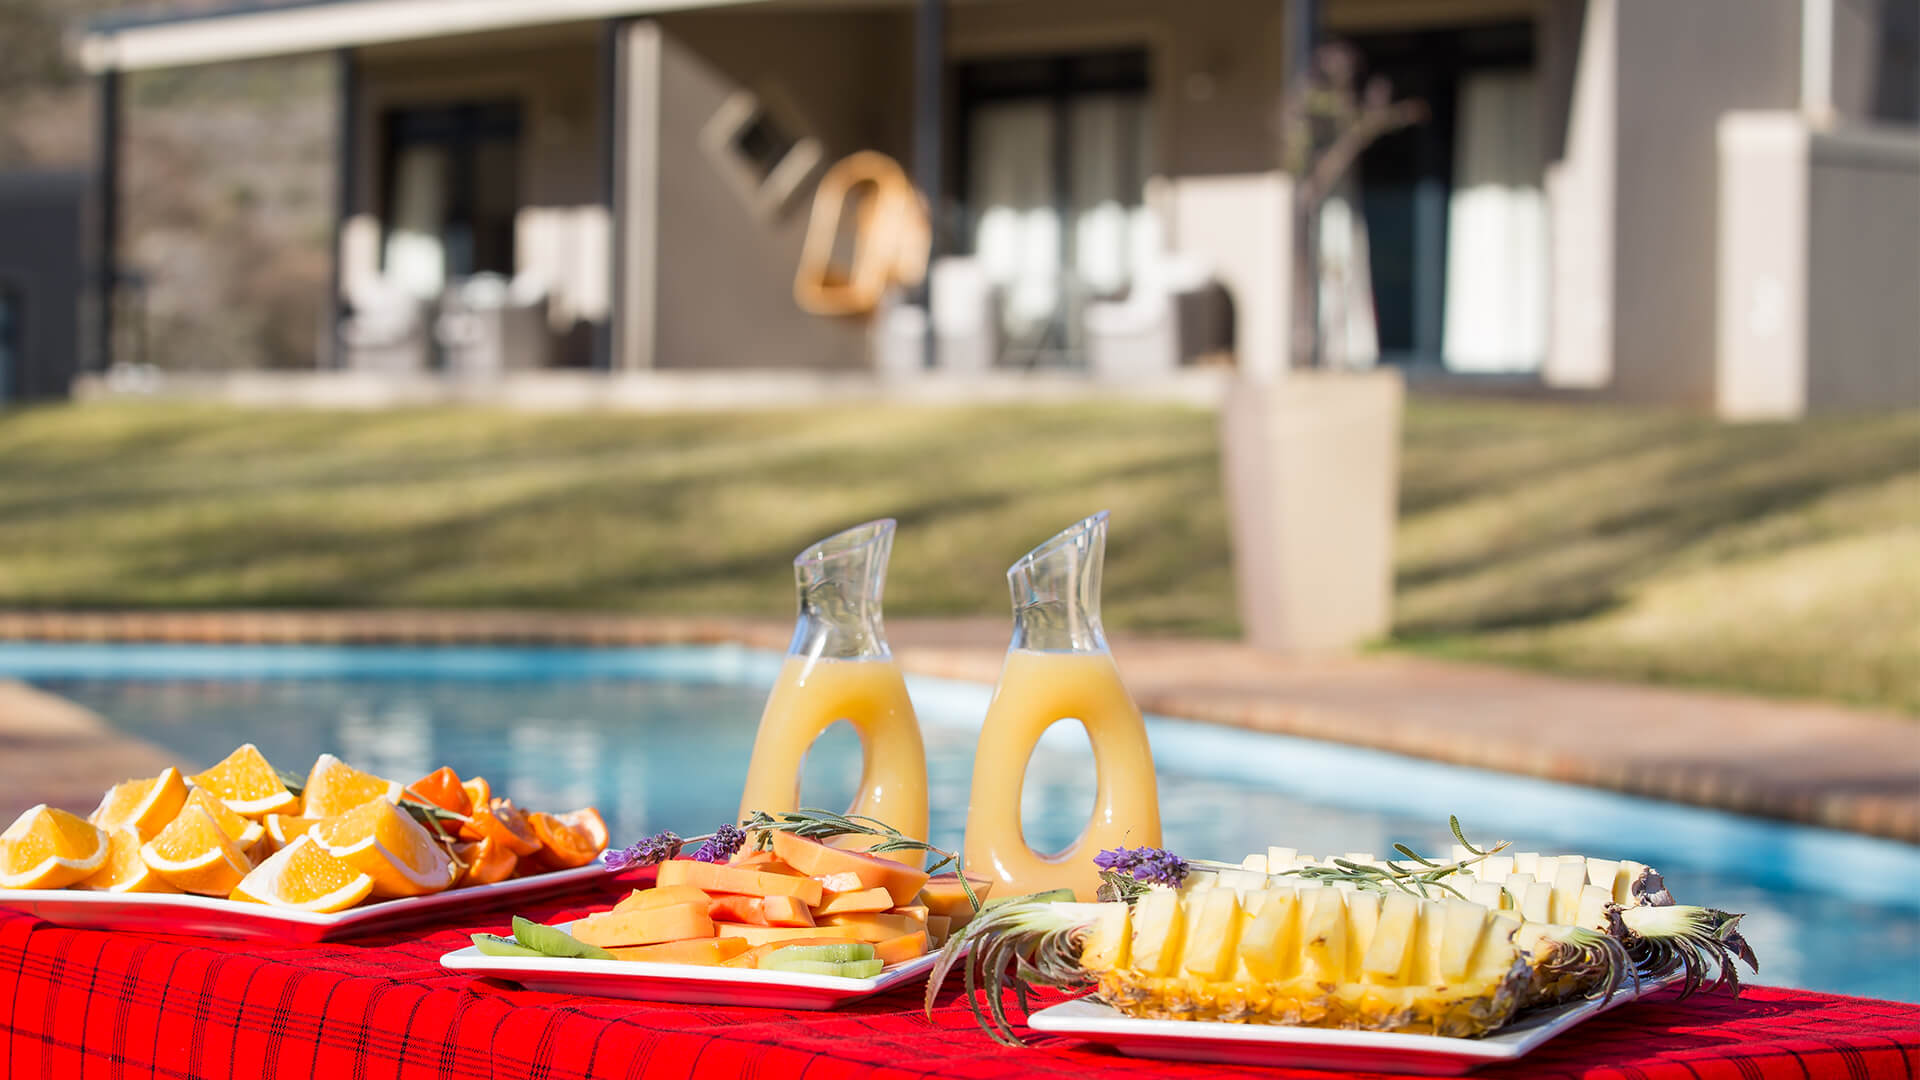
[230,835,374,912]
[526,808,609,871]
[405,767,472,817]
[451,837,518,887]
[189,744,297,817]
[89,767,189,840]
[76,826,180,894]
[139,807,253,895]
[181,787,266,852]
[265,814,320,848]
[1,805,111,889]
[458,798,542,857]
[301,754,403,820]
[310,798,456,898]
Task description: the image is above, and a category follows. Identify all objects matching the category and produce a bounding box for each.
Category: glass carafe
[737,519,930,848]
[962,511,1163,900]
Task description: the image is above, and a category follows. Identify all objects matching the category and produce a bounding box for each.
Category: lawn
[0,399,1914,712]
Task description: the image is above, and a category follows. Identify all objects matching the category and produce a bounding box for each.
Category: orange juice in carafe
[963,512,1161,900]
[737,520,929,848]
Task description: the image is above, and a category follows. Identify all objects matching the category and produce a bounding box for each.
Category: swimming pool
[4,641,1917,1003]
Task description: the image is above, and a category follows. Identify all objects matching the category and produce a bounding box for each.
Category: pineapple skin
[1093,966,1530,1036]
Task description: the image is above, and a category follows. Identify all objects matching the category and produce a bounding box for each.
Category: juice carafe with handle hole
[962,511,1162,900]
[737,519,929,849]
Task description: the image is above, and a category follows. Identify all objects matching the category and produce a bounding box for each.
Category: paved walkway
[1,610,1915,844]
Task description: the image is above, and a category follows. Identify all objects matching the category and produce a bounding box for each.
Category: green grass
[0,399,1914,712]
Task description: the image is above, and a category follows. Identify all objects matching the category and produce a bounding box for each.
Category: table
[4,879,1916,1079]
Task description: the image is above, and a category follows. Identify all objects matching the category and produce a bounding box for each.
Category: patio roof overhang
[78,0,770,73]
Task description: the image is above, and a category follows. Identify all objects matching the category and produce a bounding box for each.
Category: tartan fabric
[3,878,1916,1080]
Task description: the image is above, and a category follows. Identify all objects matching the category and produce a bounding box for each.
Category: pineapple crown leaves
[1612,904,1759,999]
[924,899,1100,1046]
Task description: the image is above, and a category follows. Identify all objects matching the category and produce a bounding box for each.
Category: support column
[596,18,626,372]
[93,68,121,374]
[329,48,358,369]
[1286,0,1320,369]
[912,0,944,370]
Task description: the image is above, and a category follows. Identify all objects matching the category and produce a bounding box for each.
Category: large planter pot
[1219,369,1404,652]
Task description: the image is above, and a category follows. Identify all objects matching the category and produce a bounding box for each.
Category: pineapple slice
[1344,890,1382,980]
[1300,887,1349,983]
[1266,845,1297,870]
[1082,902,1131,971]
[1550,861,1591,924]
[1130,888,1184,976]
[1181,889,1243,980]
[1237,887,1298,981]
[1240,853,1269,873]
[1512,852,1540,876]
[1468,879,1508,910]
[1438,899,1488,982]
[1363,892,1419,984]
[1585,858,1626,900]
[1478,853,1515,882]
[1575,884,1613,931]
[1520,880,1555,923]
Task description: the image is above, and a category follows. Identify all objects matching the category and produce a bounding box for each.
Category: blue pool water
[4,642,1916,1003]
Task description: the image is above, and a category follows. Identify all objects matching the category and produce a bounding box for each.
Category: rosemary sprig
[1275,816,1510,900]
[740,808,983,913]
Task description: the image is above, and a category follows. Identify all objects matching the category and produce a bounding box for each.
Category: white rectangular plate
[440,923,943,1011]
[1027,977,1675,1076]
[0,862,608,943]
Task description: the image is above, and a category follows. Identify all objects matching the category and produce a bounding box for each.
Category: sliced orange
[310,799,455,898]
[76,826,180,894]
[451,837,518,887]
[180,787,266,852]
[461,776,491,810]
[139,807,253,895]
[404,767,472,817]
[230,835,375,912]
[265,814,320,848]
[189,744,297,817]
[1,805,110,889]
[301,754,403,821]
[526,808,609,871]
[89,767,189,840]
[458,798,542,857]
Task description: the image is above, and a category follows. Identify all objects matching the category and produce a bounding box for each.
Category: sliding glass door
[958,51,1152,367]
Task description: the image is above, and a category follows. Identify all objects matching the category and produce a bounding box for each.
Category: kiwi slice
[760,956,887,978]
[471,933,545,958]
[763,943,876,965]
[511,916,615,960]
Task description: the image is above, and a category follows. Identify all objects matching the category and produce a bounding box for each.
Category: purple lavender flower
[1094,845,1190,887]
[691,824,748,864]
[604,830,683,872]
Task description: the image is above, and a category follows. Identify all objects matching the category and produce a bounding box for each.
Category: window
[378,101,523,299]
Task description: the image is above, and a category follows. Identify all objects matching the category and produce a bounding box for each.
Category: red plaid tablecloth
[4,877,1916,1080]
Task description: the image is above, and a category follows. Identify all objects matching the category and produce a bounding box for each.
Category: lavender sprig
[691,824,747,863]
[604,830,683,872]
[1093,845,1190,887]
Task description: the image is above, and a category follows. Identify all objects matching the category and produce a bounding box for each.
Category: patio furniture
[3,882,1913,1080]
[434,273,553,377]
[1082,253,1231,379]
[338,279,430,374]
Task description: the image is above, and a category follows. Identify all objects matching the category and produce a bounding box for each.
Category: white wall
[1717,113,1920,418]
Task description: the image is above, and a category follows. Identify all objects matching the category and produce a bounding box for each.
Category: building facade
[76,0,1920,415]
